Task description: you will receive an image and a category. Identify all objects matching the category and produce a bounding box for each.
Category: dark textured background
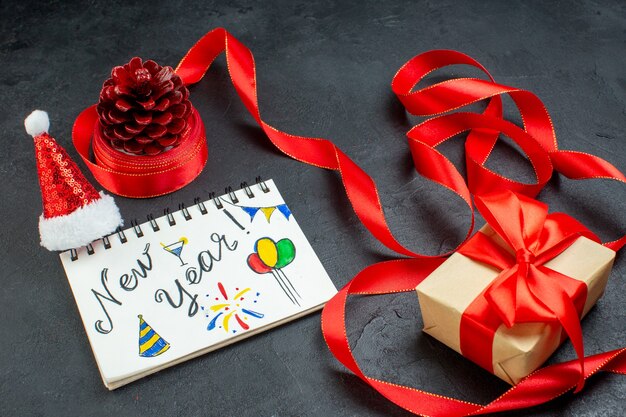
[1,1,625,416]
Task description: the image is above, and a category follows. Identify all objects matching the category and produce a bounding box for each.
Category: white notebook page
[60,180,337,389]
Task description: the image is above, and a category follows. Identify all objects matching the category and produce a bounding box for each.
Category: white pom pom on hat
[25,110,123,251]
[24,110,50,137]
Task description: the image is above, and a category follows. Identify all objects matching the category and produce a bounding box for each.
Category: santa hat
[25,110,123,251]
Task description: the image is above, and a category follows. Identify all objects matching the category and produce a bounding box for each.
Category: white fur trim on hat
[39,192,123,251]
[25,110,50,137]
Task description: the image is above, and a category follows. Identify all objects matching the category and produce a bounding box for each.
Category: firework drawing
[202,282,264,333]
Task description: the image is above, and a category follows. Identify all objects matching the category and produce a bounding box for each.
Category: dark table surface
[1,1,625,416]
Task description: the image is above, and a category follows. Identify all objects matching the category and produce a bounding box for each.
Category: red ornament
[97,57,192,156]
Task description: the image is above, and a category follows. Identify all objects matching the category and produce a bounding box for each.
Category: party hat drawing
[138,315,170,358]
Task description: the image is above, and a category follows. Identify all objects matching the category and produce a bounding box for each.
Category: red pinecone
[97,57,192,155]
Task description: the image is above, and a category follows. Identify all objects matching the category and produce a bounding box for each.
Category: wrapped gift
[415,192,615,385]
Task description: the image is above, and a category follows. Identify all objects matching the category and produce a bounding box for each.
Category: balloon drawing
[247,237,300,305]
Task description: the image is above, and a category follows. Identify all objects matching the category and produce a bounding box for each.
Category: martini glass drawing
[161,237,188,266]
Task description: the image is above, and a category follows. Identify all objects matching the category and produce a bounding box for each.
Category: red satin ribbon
[321,257,626,417]
[457,191,602,392]
[73,28,625,414]
[173,31,625,415]
[73,106,207,198]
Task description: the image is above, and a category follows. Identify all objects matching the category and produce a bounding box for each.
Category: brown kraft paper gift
[416,225,615,385]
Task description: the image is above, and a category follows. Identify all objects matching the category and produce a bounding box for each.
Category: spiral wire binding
[179,203,192,221]
[131,219,144,238]
[164,208,176,226]
[241,181,254,198]
[209,192,223,209]
[194,197,208,214]
[147,213,160,231]
[225,186,239,204]
[117,226,127,244]
[69,178,272,261]
[256,176,270,193]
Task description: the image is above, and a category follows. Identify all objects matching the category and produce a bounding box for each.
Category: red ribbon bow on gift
[458,191,604,392]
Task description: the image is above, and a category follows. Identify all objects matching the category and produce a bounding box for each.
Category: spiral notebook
[59,179,337,390]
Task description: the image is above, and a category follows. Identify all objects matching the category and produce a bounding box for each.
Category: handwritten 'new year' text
[90,244,152,334]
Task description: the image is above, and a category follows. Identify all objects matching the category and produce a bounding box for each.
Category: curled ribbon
[174,30,626,415]
[321,257,626,417]
[73,28,625,414]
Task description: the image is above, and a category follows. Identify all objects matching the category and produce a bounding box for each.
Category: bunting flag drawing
[240,204,291,223]
[138,315,171,358]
